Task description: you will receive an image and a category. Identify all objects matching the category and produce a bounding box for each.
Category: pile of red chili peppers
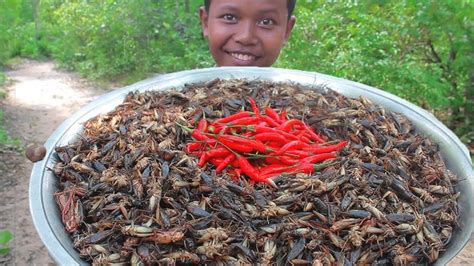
[184,98,348,187]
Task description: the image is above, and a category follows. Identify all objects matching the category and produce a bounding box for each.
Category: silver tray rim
[29,67,473,265]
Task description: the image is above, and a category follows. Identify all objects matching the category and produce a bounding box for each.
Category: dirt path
[0,59,112,265]
[0,59,472,265]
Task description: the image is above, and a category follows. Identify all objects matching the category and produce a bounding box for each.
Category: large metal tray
[29,67,473,265]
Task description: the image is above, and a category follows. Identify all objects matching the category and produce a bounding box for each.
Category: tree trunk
[184,0,190,13]
[32,0,41,40]
[466,69,474,128]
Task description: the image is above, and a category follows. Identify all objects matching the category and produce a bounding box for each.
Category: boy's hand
[26,143,46,162]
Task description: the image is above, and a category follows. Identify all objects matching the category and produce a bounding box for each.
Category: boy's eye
[222,14,237,22]
[258,18,276,26]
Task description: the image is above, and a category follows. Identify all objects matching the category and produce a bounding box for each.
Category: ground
[0,60,111,265]
[0,59,472,265]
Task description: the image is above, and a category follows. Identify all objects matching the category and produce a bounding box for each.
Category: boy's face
[200,0,296,67]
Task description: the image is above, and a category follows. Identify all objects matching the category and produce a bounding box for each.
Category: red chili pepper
[279,119,305,132]
[205,147,231,159]
[261,115,280,127]
[304,125,326,143]
[186,142,202,153]
[285,150,313,158]
[214,111,251,124]
[237,156,259,180]
[219,134,250,144]
[211,124,231,134]
[263,143,285,154]
[219,135,270,153]
[248,98,260,117]
[197,118,208,132]
[241,131,253,137]
[217,135,254,153]
[295,130,312,139]
[212,157,239,168]
[251,140,272,153]
[264,107,281,124]
[280,156,300,165]
[191,129,210,141]
[265,156,299,166]
[216,153,236,173]
[231,159,240,168]
[301,153,337,164]
[227,117,260,126]
[254,132,287,143]
[296,161,335,174]
[275,140,310,155]
[253,125,299,141]
[305,141,348,154]
[209,158,222,167]
[300,136,312,144]
[191,132,217,146]
[237,156,276,187]
[197,153,207,167]
[187,106,345,185]
[279,108,287,121]
[264,157,281,165]
[295,131,312,144]
[179,124,212,142]
[259,163,298,177]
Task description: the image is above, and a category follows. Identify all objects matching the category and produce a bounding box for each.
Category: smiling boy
[199,0,296,67]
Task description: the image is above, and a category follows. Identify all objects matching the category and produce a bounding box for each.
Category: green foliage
[0,0,472,145]
[0,72,5,87]
[0,73,20,145]
[279,1,471,107]
[0,0,45,63]
[0,230,13,254]
[0,70,11,145]
[41,0,212,80]
[0,111,11,145]
[0,74,6,99]
[276,0,473,142]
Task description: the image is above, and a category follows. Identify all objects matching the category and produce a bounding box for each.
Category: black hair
[204,0,296,19]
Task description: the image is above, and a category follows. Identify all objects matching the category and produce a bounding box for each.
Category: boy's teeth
[231,53,255,61]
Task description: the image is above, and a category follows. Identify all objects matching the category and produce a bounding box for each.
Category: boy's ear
[199,7,209,38]
[284,15,296,43]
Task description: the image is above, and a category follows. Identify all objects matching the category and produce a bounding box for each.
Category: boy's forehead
[209,0,288,14]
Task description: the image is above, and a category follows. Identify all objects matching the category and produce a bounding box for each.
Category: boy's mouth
[230,52,256,61]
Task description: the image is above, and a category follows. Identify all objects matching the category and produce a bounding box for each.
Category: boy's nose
[233,21,258,46]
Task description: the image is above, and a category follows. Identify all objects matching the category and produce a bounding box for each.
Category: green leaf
[0,230,13,245]
[0,247,10,254]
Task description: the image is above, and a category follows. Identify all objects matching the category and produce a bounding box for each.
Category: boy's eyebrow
[213,4,281,16]
[257,8,279,14]
[257,9,280,17]
[214,3,239,12]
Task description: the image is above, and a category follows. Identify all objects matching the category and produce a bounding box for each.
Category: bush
[0,0,472,146]
[0,72,5,87]
[0,0,46,62]
[277,1,473,141]
[41,1,212,80]
[0,111,19,146]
